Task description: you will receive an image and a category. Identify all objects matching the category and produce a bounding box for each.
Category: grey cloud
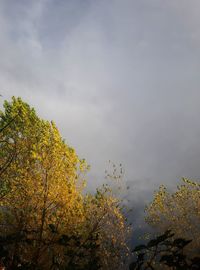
[0,0,200,211]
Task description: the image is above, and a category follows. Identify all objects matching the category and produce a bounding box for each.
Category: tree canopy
[0,97,130,270]
[145,178,200,257]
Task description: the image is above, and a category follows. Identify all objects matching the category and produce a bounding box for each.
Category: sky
[1,0,200,228]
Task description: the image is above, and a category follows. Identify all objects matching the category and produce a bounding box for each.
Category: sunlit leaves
[145,178,200,256]
[0,97,130,270]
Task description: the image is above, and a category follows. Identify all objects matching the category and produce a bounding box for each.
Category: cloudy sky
[1,0,200,223]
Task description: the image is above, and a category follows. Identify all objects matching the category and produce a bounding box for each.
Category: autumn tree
[0,97,130,269]
[0,112,18,199]
[145,178,200,257]
[83,185,130,270]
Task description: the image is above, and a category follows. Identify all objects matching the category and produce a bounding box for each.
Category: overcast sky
[1,0,200,219]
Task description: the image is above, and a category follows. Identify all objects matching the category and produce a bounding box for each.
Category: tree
[145,178,200,257]
[130,230,200,270]
[83,185,130,270]
[0,112,18,199]
[0,97,130,269]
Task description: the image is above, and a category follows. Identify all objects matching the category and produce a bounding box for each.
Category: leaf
[133,245,147,252]
[173,238,192,248]
[147,239,159,247]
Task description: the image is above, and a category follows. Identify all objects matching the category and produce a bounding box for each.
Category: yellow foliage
[0,97,130,269]
[145,178,200,256]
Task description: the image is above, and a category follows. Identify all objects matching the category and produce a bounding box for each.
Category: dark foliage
[130,230,200,270]
[0,229,102,270]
